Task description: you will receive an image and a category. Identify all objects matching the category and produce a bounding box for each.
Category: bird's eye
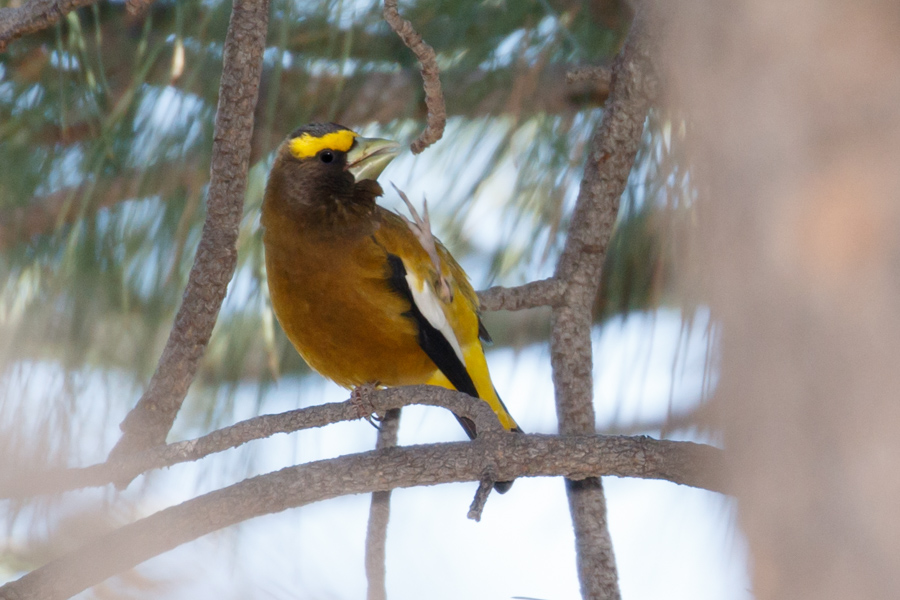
[319,150,334,163]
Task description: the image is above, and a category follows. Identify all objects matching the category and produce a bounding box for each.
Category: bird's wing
[374,209,519,434]
[381,243,479,399]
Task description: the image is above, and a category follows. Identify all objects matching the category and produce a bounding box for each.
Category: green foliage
[0,0,694,424]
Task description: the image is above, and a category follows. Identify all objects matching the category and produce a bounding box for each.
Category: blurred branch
[17,62,610,156]
[0,163,204,250]
[383,0,445,154]
[365,408,401,600]
[0,433,724,600]
[125,0,154,16]
[0,0,99,52]
[4,61,610,252]
[109,0,269,459]
[566,65,613,86]
[549,8,658,600]
[6,61,609,198]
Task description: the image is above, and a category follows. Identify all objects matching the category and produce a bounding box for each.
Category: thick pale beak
[346,136,401,181]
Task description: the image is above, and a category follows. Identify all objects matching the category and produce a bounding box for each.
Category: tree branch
[0,386,503,500]
[466,472,495,522]
[566,65,613,87]
[383,0,445,154]
[549,9,658,600]
[0,434,723,600]
[0,0,99,52]
[478,277,566,312]
[108,0,269,460]
[365,408,401,600]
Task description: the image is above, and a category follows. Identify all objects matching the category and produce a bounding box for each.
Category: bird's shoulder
[371,207,480,312]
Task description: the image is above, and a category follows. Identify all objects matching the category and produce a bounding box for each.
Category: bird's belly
[265,239,437,388]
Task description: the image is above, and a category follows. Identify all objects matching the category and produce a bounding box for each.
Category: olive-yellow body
[261,122,519,435]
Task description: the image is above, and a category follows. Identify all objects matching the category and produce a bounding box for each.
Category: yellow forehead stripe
[288,130,358,159]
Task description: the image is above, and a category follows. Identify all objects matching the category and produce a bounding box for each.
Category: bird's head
[265,122,401,222]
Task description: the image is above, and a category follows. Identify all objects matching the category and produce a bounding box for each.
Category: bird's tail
[426,369,522,494]
[425,371,521,437]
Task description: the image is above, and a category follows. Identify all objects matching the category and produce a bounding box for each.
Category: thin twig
[478,278,566,312]
[383,0,445,154]
[107,0,270,464]
[0,435,725,600]
[467,472,495,522]
[365,408,401,600]
[549,8,659,600]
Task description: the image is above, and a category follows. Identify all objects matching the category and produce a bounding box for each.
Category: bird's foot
[351,382,382,429]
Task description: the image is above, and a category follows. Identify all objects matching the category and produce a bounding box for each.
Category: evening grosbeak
[261,123,520,490]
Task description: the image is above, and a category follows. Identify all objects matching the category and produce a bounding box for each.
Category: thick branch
[549,9,658,600]
[552,6,657,431]
[0,435,723,600]
[109,0,269,458]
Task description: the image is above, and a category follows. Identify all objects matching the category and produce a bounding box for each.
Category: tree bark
[108,0,269,458]
[364,408,401,600]
[0,433,723,600]
[550,9,657,600]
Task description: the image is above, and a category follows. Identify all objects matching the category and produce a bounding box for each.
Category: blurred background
[0,0,749,597]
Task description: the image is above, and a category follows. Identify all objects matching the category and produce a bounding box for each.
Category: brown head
[262,122,401,229]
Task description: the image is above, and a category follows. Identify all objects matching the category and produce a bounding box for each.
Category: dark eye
[319,150,334,163]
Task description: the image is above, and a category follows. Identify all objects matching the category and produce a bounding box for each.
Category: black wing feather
[384,252,480,439]
[477,317,493,344]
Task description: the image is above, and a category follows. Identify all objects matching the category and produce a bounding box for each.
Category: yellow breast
[263,215,438,388]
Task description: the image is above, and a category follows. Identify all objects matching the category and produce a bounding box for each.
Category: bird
[261,122,521,491]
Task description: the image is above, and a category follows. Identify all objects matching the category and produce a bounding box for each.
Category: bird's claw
[351,382,382,430]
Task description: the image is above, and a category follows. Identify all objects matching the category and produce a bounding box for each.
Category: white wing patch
[404,267,465,364]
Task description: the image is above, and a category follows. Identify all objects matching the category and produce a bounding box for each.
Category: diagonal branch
[0,386,504,500]
[549,8,659,600]
[0,434,724,600]
[108,0,270,461]
[0,0,100,52]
